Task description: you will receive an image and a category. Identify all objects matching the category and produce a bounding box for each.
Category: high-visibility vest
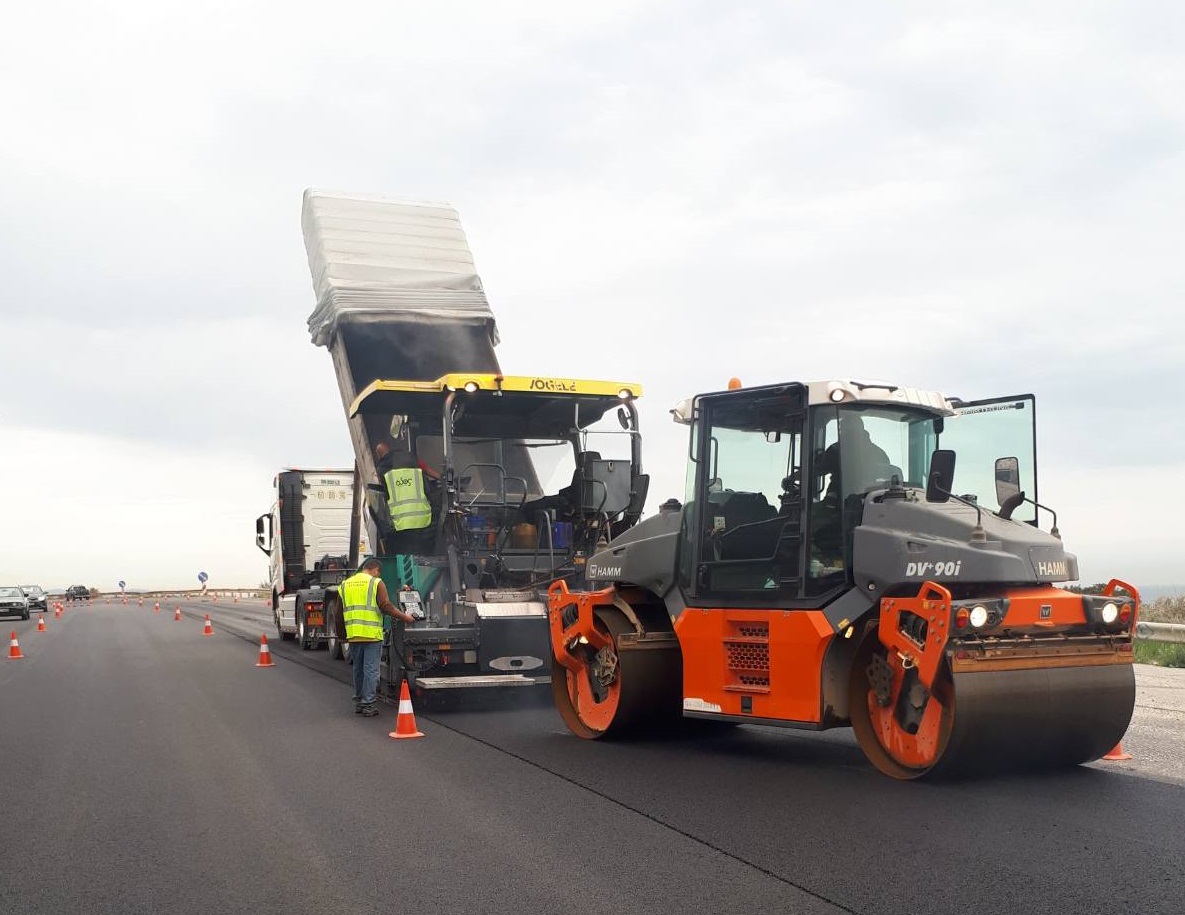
[341,572,383,642]
[384,467,432,532]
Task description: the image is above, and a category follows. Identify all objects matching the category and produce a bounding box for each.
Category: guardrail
[85,590,269,602]
[1136,621,1185,644]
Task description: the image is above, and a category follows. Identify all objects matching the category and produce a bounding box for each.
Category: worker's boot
[360,704,379,718]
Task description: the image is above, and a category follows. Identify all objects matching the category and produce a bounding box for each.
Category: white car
[0,587,30,621]
[19,585,47,612]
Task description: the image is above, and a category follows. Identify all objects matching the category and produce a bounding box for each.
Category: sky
[1,1,1182,591]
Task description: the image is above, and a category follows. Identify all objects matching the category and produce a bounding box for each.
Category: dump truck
[299,190,647,694]
[547,378,1138,779]
[254,469,358,649]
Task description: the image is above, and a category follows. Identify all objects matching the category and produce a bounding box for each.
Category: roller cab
[548,379,1138,779]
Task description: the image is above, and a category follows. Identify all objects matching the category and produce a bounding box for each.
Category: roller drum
[933,663,1136,777]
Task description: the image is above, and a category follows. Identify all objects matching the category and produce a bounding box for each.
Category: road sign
[198,571,208,584]
[118,580,126,590]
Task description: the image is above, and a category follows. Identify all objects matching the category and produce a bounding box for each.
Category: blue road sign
[118,580,126,589]
[198,571,208,583]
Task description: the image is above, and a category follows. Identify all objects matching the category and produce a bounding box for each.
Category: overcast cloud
[1,1,1181,590]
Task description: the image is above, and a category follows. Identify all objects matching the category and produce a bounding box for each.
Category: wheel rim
[849,628,953,779]
[554,655,623,738]
[549,611,644,739]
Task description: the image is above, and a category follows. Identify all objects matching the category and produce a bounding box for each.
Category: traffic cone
[1103,742,1133,761]
[255,635,275,667]
[54,605,62,619]
[388,681,425,739]
[233,595,238,604]
[154,601,160,614]
[174,606,182,621]
[36,616,46,632]
[7,631,24,660]
[202,615,214,637]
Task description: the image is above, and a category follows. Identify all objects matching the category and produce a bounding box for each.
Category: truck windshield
[810,405,942,500]
[806,404,942,595]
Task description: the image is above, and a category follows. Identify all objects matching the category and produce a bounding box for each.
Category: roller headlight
[968,605,990,628]
[1101,602,1119,624]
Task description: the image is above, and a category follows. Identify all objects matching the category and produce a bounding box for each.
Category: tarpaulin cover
[302,189,499,347]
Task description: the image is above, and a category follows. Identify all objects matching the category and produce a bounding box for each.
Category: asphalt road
[2,598,1182,915]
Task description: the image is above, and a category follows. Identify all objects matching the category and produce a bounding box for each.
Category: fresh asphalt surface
[2,598,1183,915]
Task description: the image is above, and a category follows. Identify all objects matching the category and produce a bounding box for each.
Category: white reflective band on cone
[399,700,414,714]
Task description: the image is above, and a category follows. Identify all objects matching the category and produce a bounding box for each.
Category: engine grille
[724,621,770,691]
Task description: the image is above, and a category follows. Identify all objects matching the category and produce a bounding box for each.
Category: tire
[324,595,345,660]
[297,609,313,651]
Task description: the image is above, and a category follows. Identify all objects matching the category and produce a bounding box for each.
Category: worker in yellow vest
[341,556,417,717]
[375,440,439,554]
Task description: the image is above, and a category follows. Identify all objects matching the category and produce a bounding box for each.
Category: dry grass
[1140,595,1185,623]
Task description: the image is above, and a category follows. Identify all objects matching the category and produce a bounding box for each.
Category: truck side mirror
[255,514,273,554]
[926,450,956,503]
[994,456,1021,508]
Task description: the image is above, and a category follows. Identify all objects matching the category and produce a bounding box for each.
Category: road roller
[547,379,1138,779]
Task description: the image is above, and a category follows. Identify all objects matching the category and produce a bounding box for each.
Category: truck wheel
[325,595,343,660]
[297,612,312,651]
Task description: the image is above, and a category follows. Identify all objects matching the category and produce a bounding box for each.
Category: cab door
[938,394,1038,524]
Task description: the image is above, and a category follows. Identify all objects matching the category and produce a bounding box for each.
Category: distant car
[66,585,91,602]
[19,585,47,612]
[0,587,30,620]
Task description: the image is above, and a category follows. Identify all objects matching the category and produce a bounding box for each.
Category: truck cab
[255,469,357,647]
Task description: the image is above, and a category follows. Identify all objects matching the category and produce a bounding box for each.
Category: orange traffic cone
[1103,742,1133,761]
[233,595,238,604]
[202,615,214,637]
[255,635,275,668]
[388,681,425,739]
[174,606,182,621]
[36,616,46,632]
[7,631,24,660]
[54,605,62,619]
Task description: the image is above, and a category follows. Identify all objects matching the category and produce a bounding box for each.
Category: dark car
[19,585,47,611]
[66,585,91,602]
[0,587,30,620]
